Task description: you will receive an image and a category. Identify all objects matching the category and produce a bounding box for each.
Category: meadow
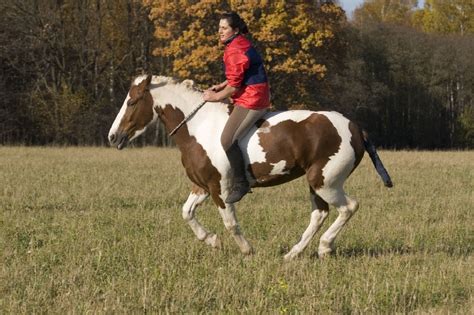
[1,147,472,313]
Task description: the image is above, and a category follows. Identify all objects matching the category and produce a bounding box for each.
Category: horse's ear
[182,79,195,89]
[145,75,152,87]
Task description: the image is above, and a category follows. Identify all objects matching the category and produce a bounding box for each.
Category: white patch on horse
[319,111,356,188]
[269,160,289,175]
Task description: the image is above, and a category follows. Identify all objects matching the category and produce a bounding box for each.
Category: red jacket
[224,35,270,110]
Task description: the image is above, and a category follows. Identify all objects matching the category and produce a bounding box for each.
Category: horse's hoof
[241,246,254,256]
[205,234,221,248]
[318,247,333,259]
[283,252,298,261]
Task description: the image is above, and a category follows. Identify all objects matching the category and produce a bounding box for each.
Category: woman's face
[219,19,237,43]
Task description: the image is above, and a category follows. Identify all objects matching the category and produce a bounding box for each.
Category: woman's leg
[221,106,267,203]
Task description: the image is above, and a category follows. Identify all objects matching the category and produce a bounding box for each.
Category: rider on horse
[203,12,271,204]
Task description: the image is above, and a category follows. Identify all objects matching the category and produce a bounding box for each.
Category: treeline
[1,0,473,148]
[0,0,162,145]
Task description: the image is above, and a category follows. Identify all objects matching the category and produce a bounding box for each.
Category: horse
[108,74,392,259]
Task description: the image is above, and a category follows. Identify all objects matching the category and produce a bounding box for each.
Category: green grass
[1,147,473,313]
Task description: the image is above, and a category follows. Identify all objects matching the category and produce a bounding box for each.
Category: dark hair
[220,12,249,34]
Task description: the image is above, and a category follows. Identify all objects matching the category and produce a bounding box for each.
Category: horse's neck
[152,83,229,147]
[154,84,202,115]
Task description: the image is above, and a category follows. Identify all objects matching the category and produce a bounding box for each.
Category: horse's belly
[248,162,305,187]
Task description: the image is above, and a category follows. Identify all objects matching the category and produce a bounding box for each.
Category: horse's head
[108,75,157,149]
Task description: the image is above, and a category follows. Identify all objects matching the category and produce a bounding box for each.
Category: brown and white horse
[108,75,392,259]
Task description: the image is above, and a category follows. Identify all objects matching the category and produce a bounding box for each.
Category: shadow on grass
[330,245,415,258]
[308,243,472,259]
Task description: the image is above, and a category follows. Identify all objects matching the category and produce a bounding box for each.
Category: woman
[203,12,271,204]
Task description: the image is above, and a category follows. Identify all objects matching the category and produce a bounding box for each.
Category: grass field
[1,147,472,313]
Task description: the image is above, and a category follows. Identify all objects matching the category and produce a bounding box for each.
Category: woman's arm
[206,80,228,92]
[203,83,237,102]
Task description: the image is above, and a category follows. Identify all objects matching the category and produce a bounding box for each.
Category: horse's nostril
[110,134,116,142]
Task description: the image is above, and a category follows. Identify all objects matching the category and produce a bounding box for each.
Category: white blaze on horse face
[318,111,356,188]
[108,95,130,143]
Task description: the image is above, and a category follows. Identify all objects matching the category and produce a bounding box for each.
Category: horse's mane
[133,74,232,108]
[133,75,203,94]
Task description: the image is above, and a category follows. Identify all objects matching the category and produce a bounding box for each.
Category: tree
[145,0,347,109]
[353,0,418,26]
[0,0,157,145]
[412,0,474,35]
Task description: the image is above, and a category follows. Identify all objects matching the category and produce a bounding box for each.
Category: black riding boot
[225,142,250,203]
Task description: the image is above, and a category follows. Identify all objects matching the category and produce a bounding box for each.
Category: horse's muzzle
[109,132,128,150]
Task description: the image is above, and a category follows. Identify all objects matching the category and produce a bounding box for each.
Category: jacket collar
[224,32,240,46]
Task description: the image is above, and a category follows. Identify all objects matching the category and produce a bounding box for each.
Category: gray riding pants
[221,105,267,151]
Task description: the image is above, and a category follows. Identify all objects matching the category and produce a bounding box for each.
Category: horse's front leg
[218,203,253,255]
[182,186,220,248]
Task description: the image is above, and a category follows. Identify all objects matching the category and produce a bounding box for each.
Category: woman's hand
[203,90,219,102]
[203,84,237,102]
[207,84,222,92]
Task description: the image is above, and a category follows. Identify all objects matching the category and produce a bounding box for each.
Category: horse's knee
[182,203,194,221]
[346,197,359,214]
[337,197,358,217]
[350,199,359,213]
[182,209,192,221]
[182,191,209,221]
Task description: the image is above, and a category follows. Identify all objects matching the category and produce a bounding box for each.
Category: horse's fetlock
[227,225,241,235]
[204,234,221,248]
[349,199,359,213]
[196,231,208,241]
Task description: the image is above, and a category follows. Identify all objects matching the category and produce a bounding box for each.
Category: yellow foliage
[144,0,347,108]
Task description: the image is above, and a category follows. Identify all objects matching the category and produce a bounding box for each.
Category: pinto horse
[108,75,392,259]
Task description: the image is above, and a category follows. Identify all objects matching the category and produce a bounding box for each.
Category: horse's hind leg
[316,187,359,258]
[218,203,253,255]
[284,187,329,260]
[182,186,220,248]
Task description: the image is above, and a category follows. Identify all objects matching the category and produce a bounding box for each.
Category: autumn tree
[145,0,347,109]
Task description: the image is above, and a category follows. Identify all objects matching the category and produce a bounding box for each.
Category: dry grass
[1,147,473,313]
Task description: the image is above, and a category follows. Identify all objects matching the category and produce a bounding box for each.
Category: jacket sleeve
[224,51,250,88]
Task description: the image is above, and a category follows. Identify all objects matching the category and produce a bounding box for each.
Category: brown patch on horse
[119,75,154,136]
[349,121,365,174]
[249,114,341,190]
[157,104,225,209]
[191,184,208,195]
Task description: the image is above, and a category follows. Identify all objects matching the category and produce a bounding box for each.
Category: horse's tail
[362,130,393,188]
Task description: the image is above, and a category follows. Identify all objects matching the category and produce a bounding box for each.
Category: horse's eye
[127,99,137,106]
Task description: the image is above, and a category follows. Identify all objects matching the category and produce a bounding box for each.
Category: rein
[169,100,207,136]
